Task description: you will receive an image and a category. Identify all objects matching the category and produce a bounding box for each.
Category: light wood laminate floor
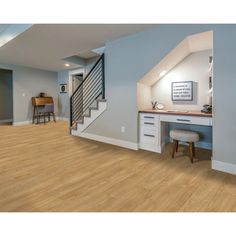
[0,121,236,212]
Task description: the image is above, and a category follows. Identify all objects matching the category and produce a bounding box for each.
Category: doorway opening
[0,69,13,125]
[72,73,83,94]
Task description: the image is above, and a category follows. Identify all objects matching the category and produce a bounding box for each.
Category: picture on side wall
[60,83,67,94]
[171,81,193,101]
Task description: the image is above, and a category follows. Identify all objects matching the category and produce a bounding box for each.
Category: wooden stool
[169,129,199,163]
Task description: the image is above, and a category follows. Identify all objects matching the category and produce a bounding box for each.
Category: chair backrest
[44,103,54,113]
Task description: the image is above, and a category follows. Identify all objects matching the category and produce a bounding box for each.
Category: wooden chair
[40,103,56,124]
[32,97,55,124]
[169,129,199,163]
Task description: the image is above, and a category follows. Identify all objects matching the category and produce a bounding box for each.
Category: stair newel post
[70,96,73,127]
[102,54,105,99]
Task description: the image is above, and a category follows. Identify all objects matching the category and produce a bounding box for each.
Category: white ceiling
[0,24,154,72]
[140,31,213,86]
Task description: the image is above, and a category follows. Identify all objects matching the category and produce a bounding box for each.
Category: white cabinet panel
[139,113,161,153]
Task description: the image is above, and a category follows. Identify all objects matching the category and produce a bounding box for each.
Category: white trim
[79,132,138,150]
[58,117,69,121]
[92,46,105,55]
[212,160,236,175]
[13,117,69,126]
[13,120,31,126]
[0,119,13,124]
[68,68,85,98]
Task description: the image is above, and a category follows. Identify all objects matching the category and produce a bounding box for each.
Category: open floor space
[0,121,236,212]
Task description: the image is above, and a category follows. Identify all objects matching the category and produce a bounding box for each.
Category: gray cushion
[170,129,199,142]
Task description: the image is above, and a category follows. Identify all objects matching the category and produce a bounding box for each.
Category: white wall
[137,82,152,110]
[151,50,212,111]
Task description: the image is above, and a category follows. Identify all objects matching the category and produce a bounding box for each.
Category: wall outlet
[121,126,125,133]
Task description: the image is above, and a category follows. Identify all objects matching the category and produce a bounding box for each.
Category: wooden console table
[32,97,54,124]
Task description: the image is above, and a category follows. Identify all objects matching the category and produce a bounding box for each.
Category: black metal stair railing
[70,54,105,127]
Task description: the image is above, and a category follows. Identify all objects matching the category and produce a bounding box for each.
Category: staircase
[70,54,107,136]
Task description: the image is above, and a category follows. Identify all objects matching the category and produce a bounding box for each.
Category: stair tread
[83,114,91,117]
[96,99,106,102]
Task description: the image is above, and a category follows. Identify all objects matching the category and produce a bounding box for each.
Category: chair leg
[189,142,194,163]
[172,140,177,158]
[53,113,56,122]
[43,114,46,124]
[176,140,179,152]
[192,142,196,157]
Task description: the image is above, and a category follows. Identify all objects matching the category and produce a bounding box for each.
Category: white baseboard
[0,119,13,124]
[12,117,68,126]
[58,117,69,121]
[212,160,236,175]
[78,132,138,150]
[13,120,31,126]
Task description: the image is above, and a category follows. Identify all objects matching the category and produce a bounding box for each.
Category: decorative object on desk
[172,81,193,101]
[60,83,67,94]
[156,103,164,110]
[209,76,212,89]
[201,104,212,113]
[151,101,157,110]
[209,55,213,65]
[39,92,46,97]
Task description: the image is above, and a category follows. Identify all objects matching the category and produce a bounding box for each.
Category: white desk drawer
[140,127,159,143]
[140,119,158,130]
[140,113,159,122]
[160,115,212,126]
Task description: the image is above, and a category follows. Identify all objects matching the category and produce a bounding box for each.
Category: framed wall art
[171,81,193,101]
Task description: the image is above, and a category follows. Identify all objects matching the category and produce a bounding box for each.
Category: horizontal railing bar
[70,54,104,127]
[72,86,102,117]
[74,86,101,117]
[72,76,102,107]
[72,67,102,103]
[72,71,102,104]
[72,81,102,113]
[71,58,103,98]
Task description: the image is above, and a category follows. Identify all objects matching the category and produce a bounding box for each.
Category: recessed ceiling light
[159,70,167,77]
[65,63,70,67]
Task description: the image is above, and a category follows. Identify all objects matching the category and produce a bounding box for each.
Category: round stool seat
[170,129,199,142]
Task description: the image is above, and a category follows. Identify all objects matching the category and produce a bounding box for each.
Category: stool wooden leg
[172,140,177,158]
[176,140,179,152]
[192,142,196,157]
[189,142,194,163]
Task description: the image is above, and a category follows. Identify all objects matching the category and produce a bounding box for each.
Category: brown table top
[139,109,212,117]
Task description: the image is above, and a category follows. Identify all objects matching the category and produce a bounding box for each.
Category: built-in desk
[139,110,212,153]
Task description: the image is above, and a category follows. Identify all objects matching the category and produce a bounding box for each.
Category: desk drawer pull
[144,134,155,137]
[144,122,154,125]
[176,118,191,122]
[144,116,154,119]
